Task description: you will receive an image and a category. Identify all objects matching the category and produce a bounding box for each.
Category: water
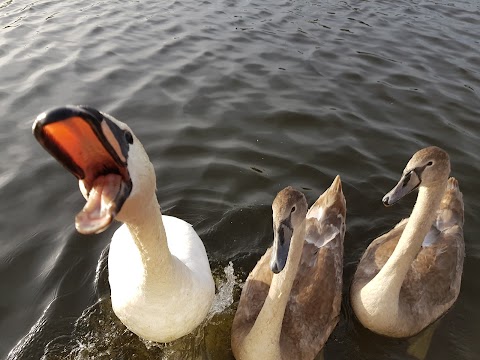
[0,0,479,359]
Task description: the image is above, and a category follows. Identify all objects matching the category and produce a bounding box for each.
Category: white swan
[33,105,215,342]
[351,146,464,338]
[231,176,346,360]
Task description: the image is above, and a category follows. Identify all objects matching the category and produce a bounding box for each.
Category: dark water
[1,0,479,359]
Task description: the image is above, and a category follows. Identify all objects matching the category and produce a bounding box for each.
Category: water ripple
[1,0,479,359]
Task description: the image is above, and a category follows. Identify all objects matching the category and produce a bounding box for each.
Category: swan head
[33,105,155,234]
[270,187,308,274]
[382,146,450,206]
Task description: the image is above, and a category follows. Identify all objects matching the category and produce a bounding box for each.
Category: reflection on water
[1,0,479,359]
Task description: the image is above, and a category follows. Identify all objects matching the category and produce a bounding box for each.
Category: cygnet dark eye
[291,206,296,213]
[427,161,433,166]
[125,131,133,144]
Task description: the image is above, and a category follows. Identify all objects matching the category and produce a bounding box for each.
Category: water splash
[36,262,239,360]
[208,261,237,318]
[142,262,238,359]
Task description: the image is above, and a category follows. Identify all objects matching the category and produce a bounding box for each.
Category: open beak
[33,105,132,234]
[382,170,421,206]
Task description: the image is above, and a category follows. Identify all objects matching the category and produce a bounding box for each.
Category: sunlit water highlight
[1,0,479,359]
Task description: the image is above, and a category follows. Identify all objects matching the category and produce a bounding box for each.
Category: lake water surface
[1,0,479,359]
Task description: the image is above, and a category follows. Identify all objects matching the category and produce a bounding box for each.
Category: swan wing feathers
[305,176,346,249]
[435,177,464,232]
[424,177,464,246]
[279,178,346,357]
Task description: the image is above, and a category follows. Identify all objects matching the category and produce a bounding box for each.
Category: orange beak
[33,106,132,234]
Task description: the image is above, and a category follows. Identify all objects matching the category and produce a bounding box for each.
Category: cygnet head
[270,187,308,274]
[382,146,450,206]
[33,105,156,234]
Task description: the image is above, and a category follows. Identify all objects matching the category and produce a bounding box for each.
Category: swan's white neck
[108,192,215,342]
[358,181,447,332]
[241,221,306,360]
[124,195,174,280]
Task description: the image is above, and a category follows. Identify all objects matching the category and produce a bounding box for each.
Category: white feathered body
[108,215,215,342]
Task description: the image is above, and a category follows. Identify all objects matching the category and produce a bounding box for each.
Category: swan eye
[427,161,433,166]
[291,206,296,213]
[125,131,134,144]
